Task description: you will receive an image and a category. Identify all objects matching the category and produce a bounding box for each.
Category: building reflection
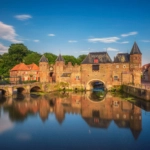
[1,92,143,139]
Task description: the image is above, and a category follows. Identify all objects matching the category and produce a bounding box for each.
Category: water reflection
[0,91,146,139]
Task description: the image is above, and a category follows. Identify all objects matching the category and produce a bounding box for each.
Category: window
[76,76,79,80]
[94,58,99,63]
[92,65,99,71]
[114,76,119,81]
[123,65,126,68]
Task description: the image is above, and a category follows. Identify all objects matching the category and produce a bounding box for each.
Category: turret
[55,54,65,82]
[129,42,142,84]
[39,55,49,82]
[55,54,65,72]
[130,42,142,71]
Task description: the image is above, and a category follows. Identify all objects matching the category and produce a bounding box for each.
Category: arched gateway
[86,79,105,91]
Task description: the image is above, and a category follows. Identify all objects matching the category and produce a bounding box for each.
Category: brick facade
[10,42,142,89]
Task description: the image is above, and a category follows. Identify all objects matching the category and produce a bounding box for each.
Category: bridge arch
[0,88,7,96]
[86,79,106,91]
[30,86,42,92]
[15,87,26,94]
[86,91,106,103]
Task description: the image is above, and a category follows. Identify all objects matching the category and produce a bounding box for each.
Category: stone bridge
[0,82,55,96]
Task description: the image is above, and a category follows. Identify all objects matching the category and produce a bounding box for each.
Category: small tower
[130,42,142,84]
[39,55,49,82]
[130,42,142,70]
[55,54,65,82]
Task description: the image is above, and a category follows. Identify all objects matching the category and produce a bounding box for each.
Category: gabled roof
[56,54,64,62]
[81,52,112,64]
[10,63,39,71]
[27,63,39,71]
[142,63,150,72]
[83,117,112,128]
[130,42,142,55]
[39,55,48,62]
[114,53,130,63]
[11,63,30,71]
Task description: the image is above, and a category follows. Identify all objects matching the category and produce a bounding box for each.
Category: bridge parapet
[123,85,150,101]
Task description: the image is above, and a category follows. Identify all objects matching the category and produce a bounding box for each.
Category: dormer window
[94,57,99,63]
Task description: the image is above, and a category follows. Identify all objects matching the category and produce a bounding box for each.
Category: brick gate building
[10,42,142,90]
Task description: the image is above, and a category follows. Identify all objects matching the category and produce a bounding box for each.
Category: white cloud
[121,31,138,37]
[88,37,120,43]
[141,40,150,43]
[0,43,9,53]
[14,14,32,21]
[48,34,55,37]
[104,47,119,51]
[0,113,14,134]
[118,41,129,44]
[68,40,78,43]
[33,40,39,42]
[0,21,22,43]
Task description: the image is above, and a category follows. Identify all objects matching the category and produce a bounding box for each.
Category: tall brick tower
[39,55,49,82]
[55,54,65,82]
[129,42,142,84]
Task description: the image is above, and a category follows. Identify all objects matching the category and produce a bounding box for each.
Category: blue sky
[0,0,150,65]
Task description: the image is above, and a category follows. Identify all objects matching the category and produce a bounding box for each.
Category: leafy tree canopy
[44,53,57,64]
[62,55,78,65]
[77,54,87,64]
[8,43,29,63]
[24,52,42,65]
[0,43,88,77]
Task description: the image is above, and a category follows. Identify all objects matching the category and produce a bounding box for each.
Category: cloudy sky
[0,0,150,64]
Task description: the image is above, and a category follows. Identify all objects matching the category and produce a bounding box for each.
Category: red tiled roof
[142,63,150,71]
[10,63,39,71]
[27,63,39,71]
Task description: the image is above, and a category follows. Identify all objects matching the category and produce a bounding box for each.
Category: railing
[0,82,40,87]
[125,82,150,90]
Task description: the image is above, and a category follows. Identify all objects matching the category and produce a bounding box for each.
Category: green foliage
[44,53,57,64]
[8,43,29,63]
[63,55,78,65]
[0,53,13,76]
[77,54,87,64]
[0,43,87,77]
[22,80,37,84]
[24,52,41,65]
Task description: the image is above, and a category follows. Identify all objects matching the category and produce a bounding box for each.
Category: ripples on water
[0,91,150,150]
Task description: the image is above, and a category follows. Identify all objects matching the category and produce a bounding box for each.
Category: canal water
[0,91,150,150]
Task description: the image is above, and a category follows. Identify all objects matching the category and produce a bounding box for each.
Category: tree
[77,54,87,64]
[62,55,78,65]
[0,53,12,76]
[8,43,29,63]
[44,53,57,64]
[24,52,42,65]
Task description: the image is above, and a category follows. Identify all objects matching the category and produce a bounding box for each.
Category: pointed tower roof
[130,128,142,140]
[130,42,142,55]
[56,54,64,62]
[39,55,48,62]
